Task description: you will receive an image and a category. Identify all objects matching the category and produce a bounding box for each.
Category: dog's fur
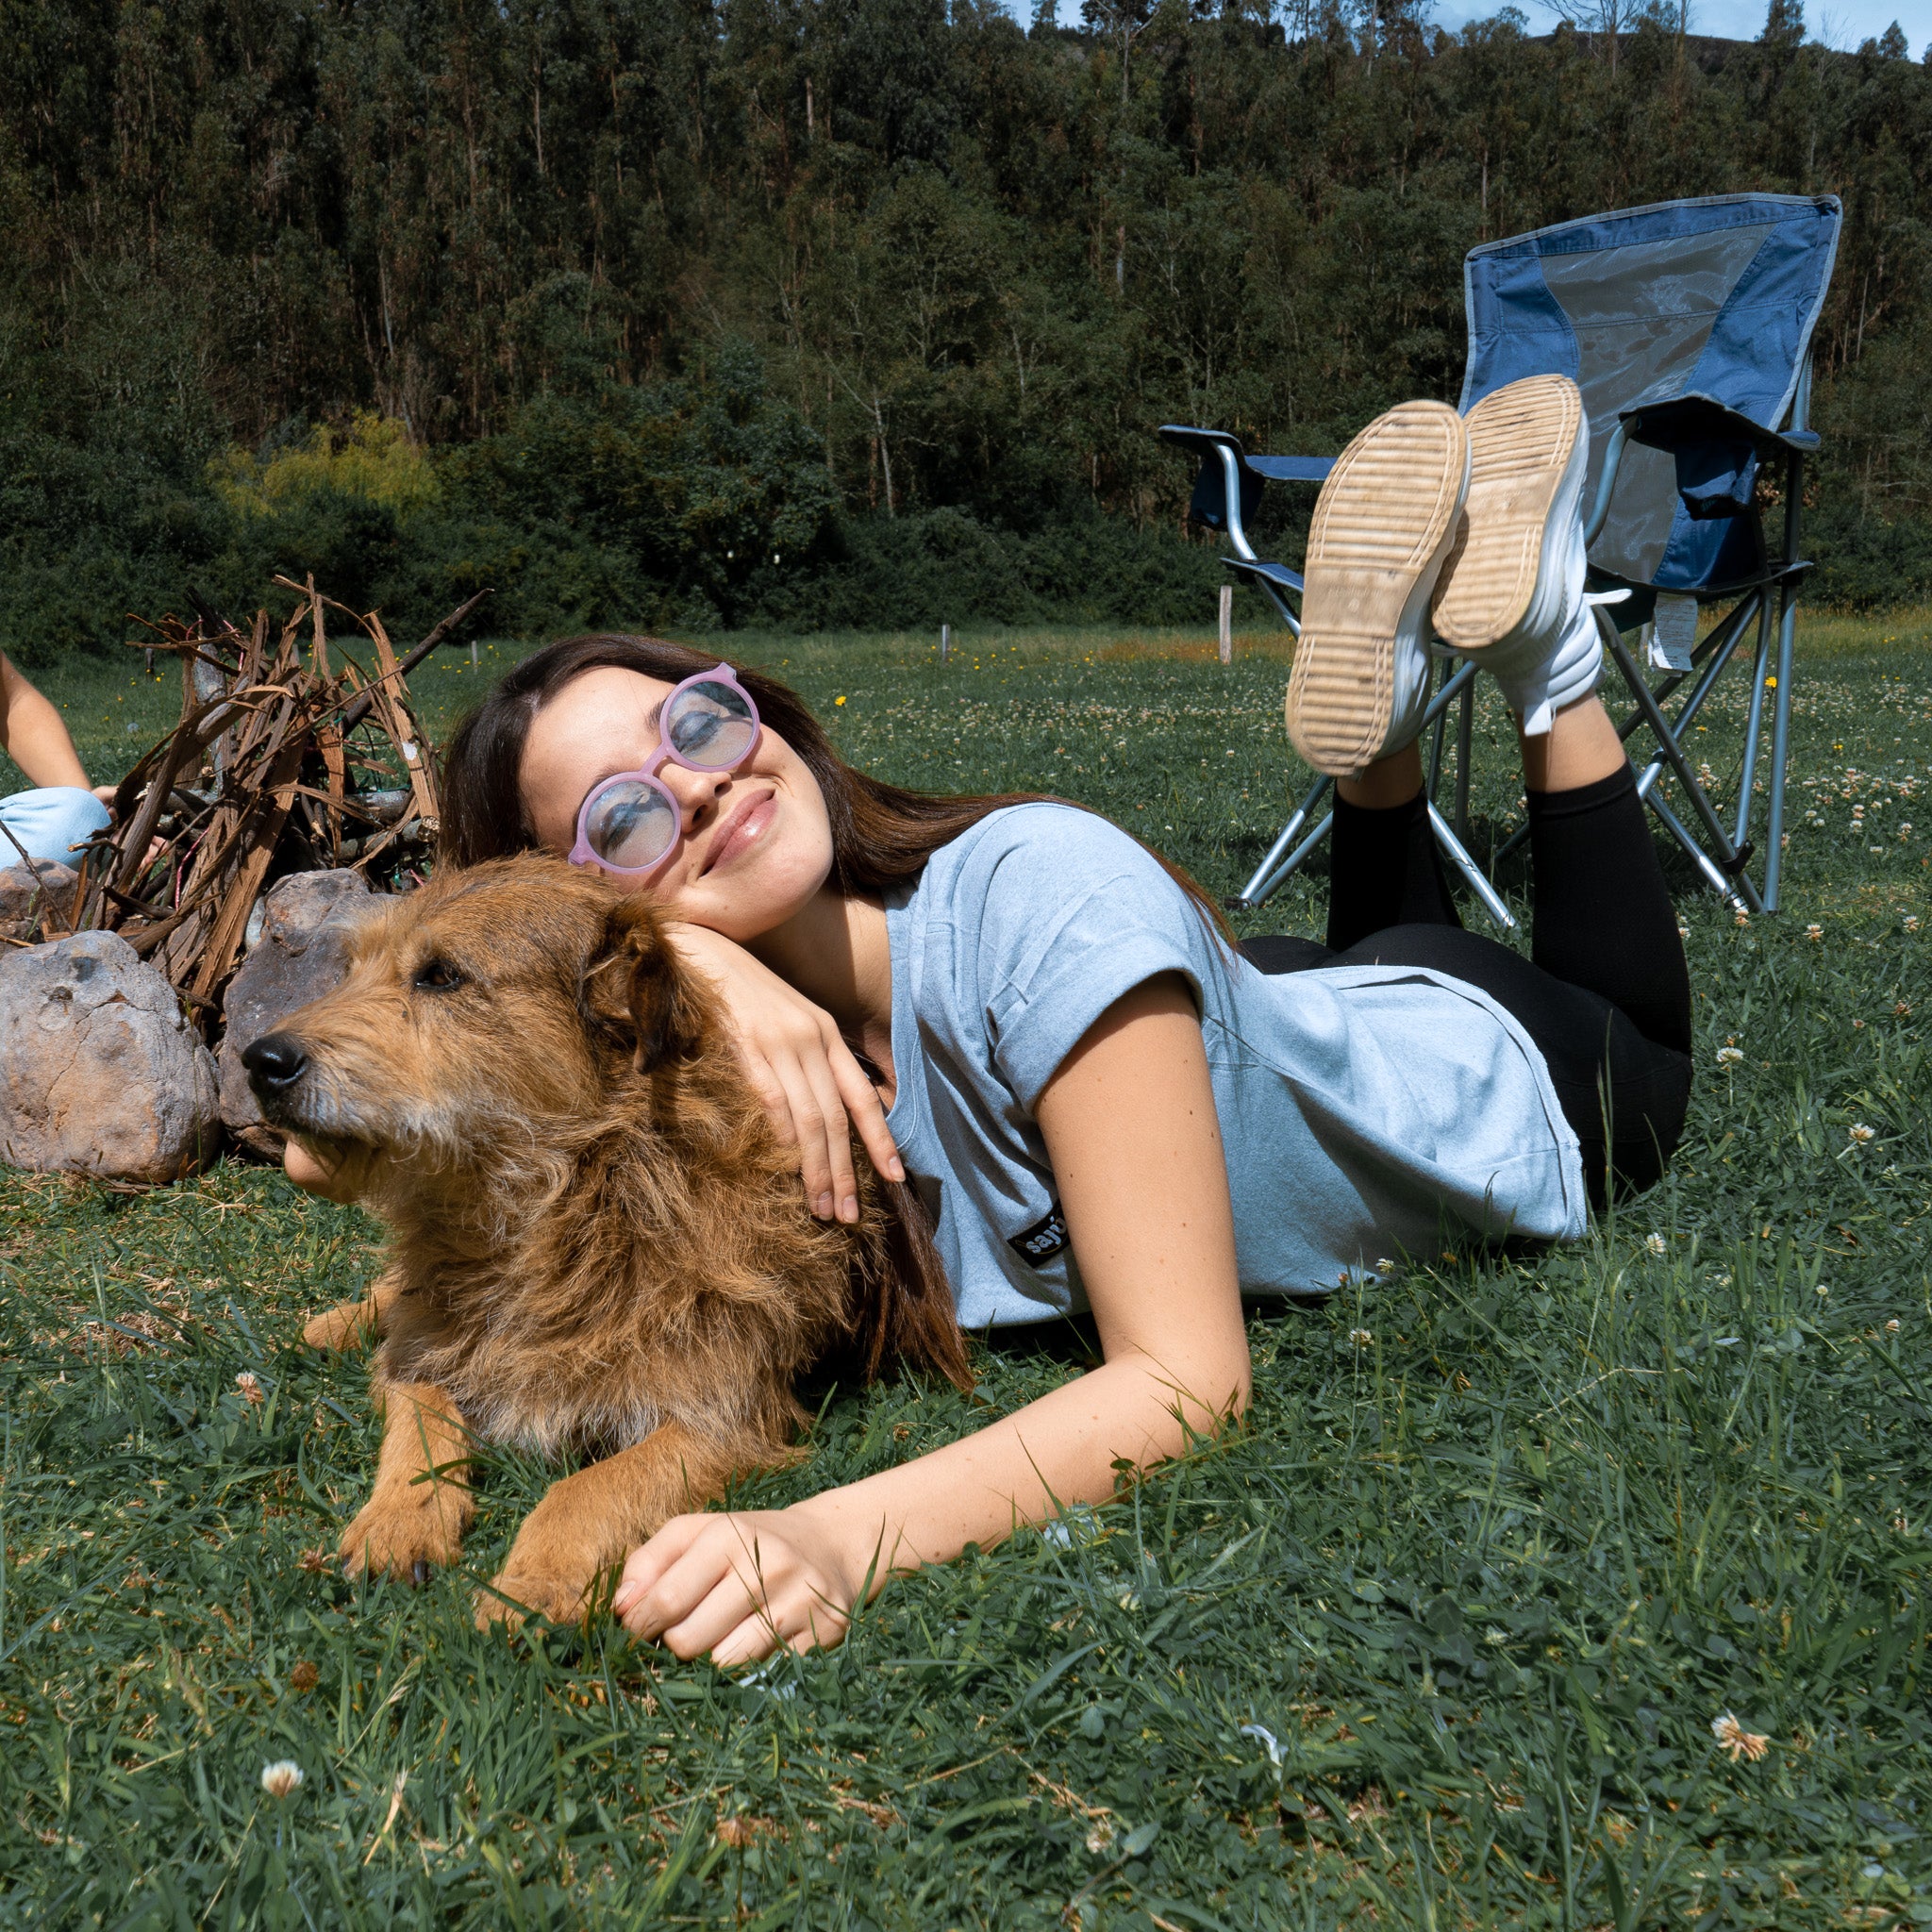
[250,854,968,1627]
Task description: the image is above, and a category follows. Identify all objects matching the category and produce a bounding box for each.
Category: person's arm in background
[609,973,1252,1664]
[0,652,106,797]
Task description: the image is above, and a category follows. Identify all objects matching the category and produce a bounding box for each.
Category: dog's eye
[412,958,465,994]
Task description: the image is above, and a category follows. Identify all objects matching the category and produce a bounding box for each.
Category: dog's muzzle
[243,1032,310,1115]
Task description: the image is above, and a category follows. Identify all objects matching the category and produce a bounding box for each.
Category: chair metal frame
[1163,195,1836,923]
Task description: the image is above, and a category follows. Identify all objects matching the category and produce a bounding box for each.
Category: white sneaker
[1429,373,1602,736]
[1284,401,1469,777]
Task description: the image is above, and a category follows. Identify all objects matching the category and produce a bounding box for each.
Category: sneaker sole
[1429,374,1584,651]
[1286,400,1468,776]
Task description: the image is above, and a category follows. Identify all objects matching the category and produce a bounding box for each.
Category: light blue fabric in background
[885,804,1588,1330]
[0,786,111,866]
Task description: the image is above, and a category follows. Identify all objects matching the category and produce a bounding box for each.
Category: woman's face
[519,667,835,941]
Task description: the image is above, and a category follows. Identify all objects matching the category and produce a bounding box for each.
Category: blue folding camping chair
[1163,192,1841,922]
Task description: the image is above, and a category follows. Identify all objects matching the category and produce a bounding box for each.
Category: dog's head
[243,855,708,1174]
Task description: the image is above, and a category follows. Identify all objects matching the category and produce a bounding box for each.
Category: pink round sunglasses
[567,665,762,879]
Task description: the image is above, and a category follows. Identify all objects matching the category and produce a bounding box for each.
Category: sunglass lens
[586,781,677,871]
[665,679,757,769]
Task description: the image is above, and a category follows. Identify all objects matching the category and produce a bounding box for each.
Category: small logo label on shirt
[1008,1204,1069,1267]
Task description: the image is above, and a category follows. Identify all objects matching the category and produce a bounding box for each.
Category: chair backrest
[1459,195,1840,595]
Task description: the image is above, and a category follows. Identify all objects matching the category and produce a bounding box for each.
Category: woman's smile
[699,788,777,878]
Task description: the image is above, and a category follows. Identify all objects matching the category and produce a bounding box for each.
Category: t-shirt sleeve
[963,807,1215,1111]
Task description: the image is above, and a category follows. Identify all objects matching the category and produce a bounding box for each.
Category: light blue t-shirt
[884,804,1587,1329]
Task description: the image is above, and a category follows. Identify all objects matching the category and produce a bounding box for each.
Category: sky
[1026,0,1932,50]
[1435,0,1930,44]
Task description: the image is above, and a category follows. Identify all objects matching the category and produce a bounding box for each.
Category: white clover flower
[1734,909,1750,928]
[1645,1232,1667,1257]
[1349,1328,1374,1347]
[1717,1046,1744,1067]
[1485,1626,1508,1646]
[1906,916,1921,933]
[260,1760,304,1799]
[1849,1123,1875,1145]
[235,1372,264,1405]
[1886,1319,1901,1334]
[1816,1283,1830,1298]
[1804,924,1823,941]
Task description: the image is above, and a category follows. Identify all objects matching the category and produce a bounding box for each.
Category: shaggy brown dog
[244,854,968,1628]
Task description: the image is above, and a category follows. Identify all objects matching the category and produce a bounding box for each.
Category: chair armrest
[1620,393,1821,462]
[1223,557,1306,596]
[1591,394,1822,535]
[1159,425,1333,546]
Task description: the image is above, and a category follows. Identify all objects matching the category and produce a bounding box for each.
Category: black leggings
[1240,766,1692,1208]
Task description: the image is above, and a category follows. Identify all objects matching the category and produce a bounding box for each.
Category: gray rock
[218,869,389,1155]
[0,861,80,941]
[0,931,222,1183]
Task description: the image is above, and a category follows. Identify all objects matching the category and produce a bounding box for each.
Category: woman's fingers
[612,1515,708,1627]
[801,1041,862,1223]
[613,1514,857,1663]
[771,1051,837,1219]
[825,1032,906,1186]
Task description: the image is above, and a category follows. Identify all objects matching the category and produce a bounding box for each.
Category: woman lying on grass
[290,375,1692,1666]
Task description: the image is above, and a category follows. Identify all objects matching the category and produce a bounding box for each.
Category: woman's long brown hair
[439,632,1233,939]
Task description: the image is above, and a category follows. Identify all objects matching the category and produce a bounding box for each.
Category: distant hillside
[1,0,1926,647]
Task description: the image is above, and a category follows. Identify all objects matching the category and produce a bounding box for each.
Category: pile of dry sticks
[72,577,490,1031]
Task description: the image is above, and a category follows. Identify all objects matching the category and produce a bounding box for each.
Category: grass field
[2,607,1929,1927]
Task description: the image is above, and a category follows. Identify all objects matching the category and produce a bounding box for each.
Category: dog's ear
[580,899,708,1074]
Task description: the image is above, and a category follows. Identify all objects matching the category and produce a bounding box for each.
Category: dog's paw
[337,1486,470,1583]
[304,1296,384,1351]
[474,1564,594,1633]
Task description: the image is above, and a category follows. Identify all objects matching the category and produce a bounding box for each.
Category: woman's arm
[0,653,92,792]
[610,973,1250,1664]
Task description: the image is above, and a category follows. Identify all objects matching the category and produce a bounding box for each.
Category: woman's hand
[611,1503,873,1666]
[662,923,903,1224]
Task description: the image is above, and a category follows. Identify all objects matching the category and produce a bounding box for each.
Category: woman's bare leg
[1518,693,1624,792]
[1336,689,1623,814]
[1336,741,1424,810]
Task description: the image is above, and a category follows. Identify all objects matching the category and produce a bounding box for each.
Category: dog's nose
[242,1032,309,1092]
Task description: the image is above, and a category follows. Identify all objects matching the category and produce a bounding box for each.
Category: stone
[0,861,80,941]
[218,869,389,1155]
[0,931,222,1183]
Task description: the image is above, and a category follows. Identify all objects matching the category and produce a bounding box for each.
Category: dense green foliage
[3,0,1931,657]
[2,619,1929,1924]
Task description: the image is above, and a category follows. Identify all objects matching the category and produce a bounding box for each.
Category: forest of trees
[2,0,1929,658]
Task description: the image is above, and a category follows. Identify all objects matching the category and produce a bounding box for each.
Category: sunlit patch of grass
[2,614,1928,1924]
